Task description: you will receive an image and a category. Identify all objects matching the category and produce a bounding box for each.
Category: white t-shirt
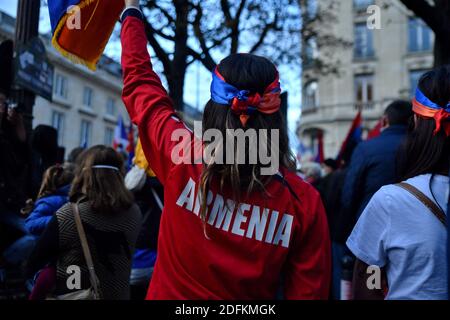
[347,173,449,300]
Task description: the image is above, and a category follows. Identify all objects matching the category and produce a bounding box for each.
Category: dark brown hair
[199,53,297,220]
[70,145,134,213]
[22,164,74,216]
[398,66,450,180]
[37,164,74,200]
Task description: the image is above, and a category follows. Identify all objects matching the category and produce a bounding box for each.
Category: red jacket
[121,16,331,300]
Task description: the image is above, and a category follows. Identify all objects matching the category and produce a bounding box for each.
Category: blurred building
[0,10,130,157]
[298,0,433,158]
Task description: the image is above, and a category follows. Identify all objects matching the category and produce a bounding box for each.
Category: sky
[0,0,302,149]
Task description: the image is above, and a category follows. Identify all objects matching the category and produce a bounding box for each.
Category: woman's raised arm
[121,5,193,184]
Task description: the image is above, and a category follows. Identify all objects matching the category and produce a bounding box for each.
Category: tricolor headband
[211,67,281,126]
[412,87,450,136]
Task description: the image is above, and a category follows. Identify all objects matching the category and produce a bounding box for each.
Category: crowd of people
[0,0,449,300]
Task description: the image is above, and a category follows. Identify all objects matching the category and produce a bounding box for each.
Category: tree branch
[142,18,172,76]
[191,3,218,70]
[220,0,233,24]
[187,47,216,71]
[228,0,247,53]
[249,13,279,53]
[146,0,176,24]
[236,0,247,20]
[400,0,448,35]
[152,27,176,41]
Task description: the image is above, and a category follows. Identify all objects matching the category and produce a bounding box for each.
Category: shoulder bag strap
[72,202,101,299]
[396,182,447,227]
[150,187,164,211]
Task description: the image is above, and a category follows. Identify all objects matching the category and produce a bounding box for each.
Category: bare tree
[141,0,300,110]
[400,0,450,67]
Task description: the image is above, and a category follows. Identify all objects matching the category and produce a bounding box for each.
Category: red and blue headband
[412,87,450,136]
[211,67,281,126]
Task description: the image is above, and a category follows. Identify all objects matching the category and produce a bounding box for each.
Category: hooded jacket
[25,185,70,236]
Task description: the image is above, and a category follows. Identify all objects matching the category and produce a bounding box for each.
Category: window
[303,81,318,111]
[51,111,65,146]
[354,74,374,108]
[408,18,432,52]
[354,23,374,58]
[83,87,93,108]
[104,127,114,146]
[106,98,116,116]
[53,74,68,99]
[304,37,318,67]
[353,0,373,11]
[410,70,426,97]
[80,120,92,147]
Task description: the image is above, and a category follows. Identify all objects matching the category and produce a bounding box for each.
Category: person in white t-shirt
[347,65,450,300]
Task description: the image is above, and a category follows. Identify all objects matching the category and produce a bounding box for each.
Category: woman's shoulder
[366,181,418,214]
[54,202,73,217]
[375,174,433,203]
[126,203,142,220]
[282,170,321,200]
[281,170,324,216]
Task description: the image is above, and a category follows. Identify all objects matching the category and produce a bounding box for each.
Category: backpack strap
[396,182,447,227]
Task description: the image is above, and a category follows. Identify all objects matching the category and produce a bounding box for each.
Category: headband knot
[211,66,281,126]
[412,87,450,137]
[433,109,450,136]
[231,92,261,115]
[236,90,250,102]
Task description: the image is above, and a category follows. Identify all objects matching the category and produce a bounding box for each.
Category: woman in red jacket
[121,0,331,300]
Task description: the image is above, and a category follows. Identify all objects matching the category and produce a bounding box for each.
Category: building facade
[0,10,130,158]
[299,0,434,159]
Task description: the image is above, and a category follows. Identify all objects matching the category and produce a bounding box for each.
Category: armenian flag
[336,111,362,163]
[48,0,124,70]
[126,123,135,169]
[314,131,324,163]
[367,118,382,140]
[113,115,129,151]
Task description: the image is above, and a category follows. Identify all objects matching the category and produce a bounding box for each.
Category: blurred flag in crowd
[314,131,324,163]
[367,118,383,140]
[336,111,362,163]
[48,0,123,70]
[296,141,313,164]
[113,116,129,151]
[126,123,135,169]
[133,139,156,178]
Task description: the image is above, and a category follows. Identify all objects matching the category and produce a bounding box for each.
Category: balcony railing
[300,100,393,127]
[303,101,377,115]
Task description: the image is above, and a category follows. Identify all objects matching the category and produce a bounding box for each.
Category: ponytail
[37,164,74,200]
